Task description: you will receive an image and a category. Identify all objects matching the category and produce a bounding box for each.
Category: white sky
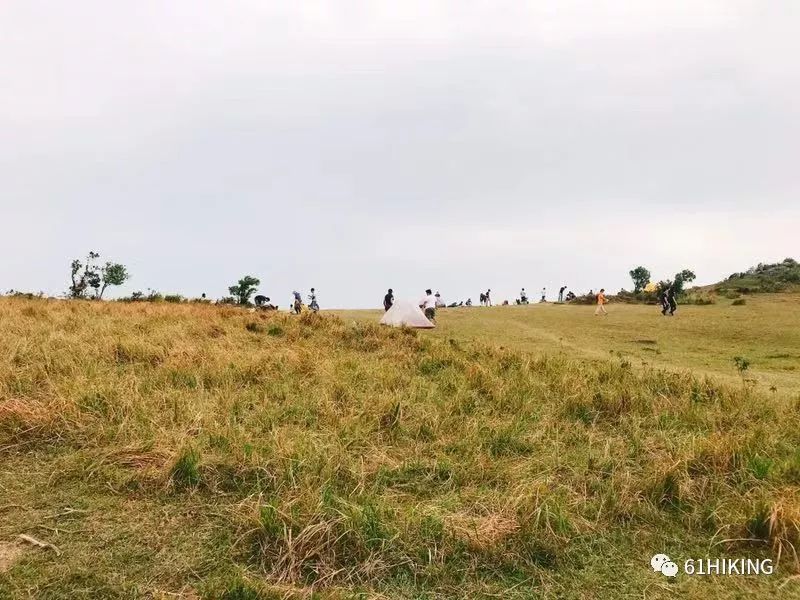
[2,1,798,307]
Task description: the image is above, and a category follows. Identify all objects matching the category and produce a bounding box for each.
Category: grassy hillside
[1,298,800,599]
[714,258,800,294]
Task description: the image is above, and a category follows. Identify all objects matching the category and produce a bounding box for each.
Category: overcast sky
[2,1,798,307]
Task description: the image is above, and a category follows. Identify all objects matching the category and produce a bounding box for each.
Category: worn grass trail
[1,298,799,599]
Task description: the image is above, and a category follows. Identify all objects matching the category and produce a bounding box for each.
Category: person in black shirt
[383,288,394,311]
[667,287,677,316]
[660,288,669,315]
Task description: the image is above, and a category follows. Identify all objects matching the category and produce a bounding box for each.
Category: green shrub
[568,293,597,305]
[171,447,201,489]
[746,454,773,480]
[219,581,262,600]
[484,427,533,457]
[721,258,799,293]
[212,576,276,600]
[732,298,746,306]
[745,504,772,540]
[651,471,682,509]
[683,295,715,305]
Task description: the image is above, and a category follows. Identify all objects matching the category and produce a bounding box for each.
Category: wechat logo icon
[651,554,679,577]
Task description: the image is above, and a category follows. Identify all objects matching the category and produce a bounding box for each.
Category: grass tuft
[170,446,202,489]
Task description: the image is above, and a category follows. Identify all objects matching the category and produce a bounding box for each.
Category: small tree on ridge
[229,275,260,305]
[99,262,130,299]
[69,252,130,299]
[629,266,651,293]
[673,269,696,295]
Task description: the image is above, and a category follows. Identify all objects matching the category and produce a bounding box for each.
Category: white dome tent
[380,299,435,328]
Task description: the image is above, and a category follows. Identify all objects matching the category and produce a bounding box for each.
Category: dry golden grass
[1,297,799,599]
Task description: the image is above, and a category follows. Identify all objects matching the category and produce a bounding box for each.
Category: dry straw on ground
[0,297,798,598]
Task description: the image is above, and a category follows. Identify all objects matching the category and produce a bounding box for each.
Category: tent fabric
[380,299,435,328]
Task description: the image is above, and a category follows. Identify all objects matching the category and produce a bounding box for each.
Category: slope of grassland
[337,294,800,394]
[713,258,800,294]
[1,298,799,599]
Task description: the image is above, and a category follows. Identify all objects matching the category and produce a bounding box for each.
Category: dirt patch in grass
[0,541,24,573]
[448,512,520,550]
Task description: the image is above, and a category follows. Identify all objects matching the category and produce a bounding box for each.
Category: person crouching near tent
[254,295,277,310]
[419,289,437,322]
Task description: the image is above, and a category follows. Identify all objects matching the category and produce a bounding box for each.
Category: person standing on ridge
[541,287,546,302]
[383,288,394,311]
[594,288,608,315]
[308,288,319,312]
[558,286,567,302]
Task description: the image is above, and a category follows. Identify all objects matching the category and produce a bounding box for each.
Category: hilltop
[711,258,800,294]
[1,298,799,598]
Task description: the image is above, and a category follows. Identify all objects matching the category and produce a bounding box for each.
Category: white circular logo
[651,554,670,572]
[651,554,679,577]
[662,561,679,577]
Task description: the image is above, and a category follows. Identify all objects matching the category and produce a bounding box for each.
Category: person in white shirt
[419,289,437,321]
[435,292,446,308]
